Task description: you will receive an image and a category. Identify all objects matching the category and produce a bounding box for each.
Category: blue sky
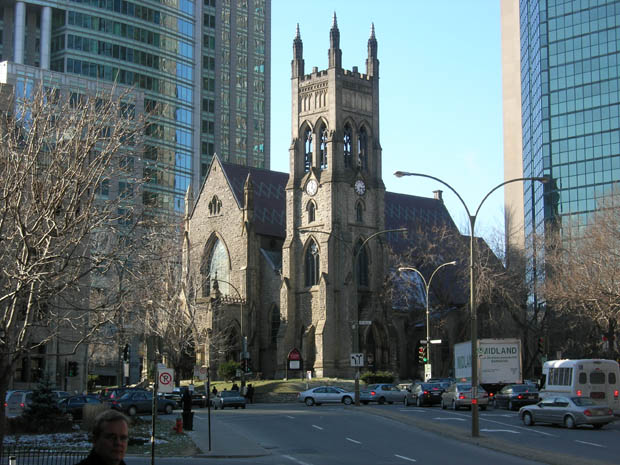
[270,1,506,245]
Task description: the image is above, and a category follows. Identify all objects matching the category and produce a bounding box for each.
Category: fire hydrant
[172,416,183,433]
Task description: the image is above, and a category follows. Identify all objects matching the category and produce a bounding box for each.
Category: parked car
[107,390,176,416]
[404,382,444,407]
[520,396,615,429]
[213,390,247,409]
[6,390,33,416]
[162,387,209,408]
[58,395,103,420]
[360,384,405,405]
[494,384,539,410]
[99,387,147,401]
[297,386,354,406]
[441,382,489,410]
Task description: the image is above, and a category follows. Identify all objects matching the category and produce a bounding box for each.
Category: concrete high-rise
[503,0,620,267]
[0,0,270,214]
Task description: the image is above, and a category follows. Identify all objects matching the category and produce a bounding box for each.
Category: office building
[503,0,620,263]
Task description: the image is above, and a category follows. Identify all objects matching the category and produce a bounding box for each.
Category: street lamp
[394,171,547,437]
[299,227,407,405]
[398,260,456,379]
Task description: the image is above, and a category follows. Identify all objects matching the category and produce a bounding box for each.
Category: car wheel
[235,406,239,409]
[342,396,352,405]
[480,405,487,411]
[378,397,386,405]
[416,397,422,407]
[451,400,457,411]
[305,397,315,407]
[242,404,246,409]
[441,399,446,410]
[593,423,605,430]
[164,404,173,414]
[128,406,137,417]
[523,412,534,426]
[362,401,369,405]
[508,400,514,411]
[564,415,576,429]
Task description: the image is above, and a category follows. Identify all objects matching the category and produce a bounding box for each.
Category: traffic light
[67,361,78,377]
[418,346,425,363]
[122,344,130,362]
[422,346,428,363]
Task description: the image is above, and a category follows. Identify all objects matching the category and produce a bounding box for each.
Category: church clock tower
[278,15,386,378]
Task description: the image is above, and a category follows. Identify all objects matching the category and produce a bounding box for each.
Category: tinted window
[572,397,596,406]
[457,384,472,391]
[590,372,605,384]
[578,372,587,384]
[609,372,617,384]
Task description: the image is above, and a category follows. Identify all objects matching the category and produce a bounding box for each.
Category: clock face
[306,179,318,196]
[354,179,366,196]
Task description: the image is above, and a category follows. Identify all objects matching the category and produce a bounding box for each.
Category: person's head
[92,409,130,464]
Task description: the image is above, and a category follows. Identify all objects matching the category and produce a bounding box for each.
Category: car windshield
[512,385,537,393]
[572,397,596,406]
[220,391,237,397]
[457,384,472,391]
[421,383,440,390]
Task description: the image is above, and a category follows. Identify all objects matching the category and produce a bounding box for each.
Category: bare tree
[0,82,146,446]
[543,190,620,360]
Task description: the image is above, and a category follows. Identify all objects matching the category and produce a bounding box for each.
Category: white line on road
[394,454,417,462]
[433,417,466,421]
[346,437,361,444]
[477,416,558,437]
[398,408,427,412]
[480,428,520,434]
[575,440,605,448]
[283,454,315,465]
[285,415,295,419]
[312,424,323,430]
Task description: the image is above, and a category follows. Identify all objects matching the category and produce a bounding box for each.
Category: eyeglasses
[102,433,129,443]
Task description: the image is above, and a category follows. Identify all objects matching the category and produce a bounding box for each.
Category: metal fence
[0,445,88,465]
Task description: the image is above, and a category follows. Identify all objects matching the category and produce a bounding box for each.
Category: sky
[270,1,506,245]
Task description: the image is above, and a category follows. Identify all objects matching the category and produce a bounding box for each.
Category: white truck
[454,338,522,394]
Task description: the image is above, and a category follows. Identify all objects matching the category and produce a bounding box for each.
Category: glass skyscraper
[503,0,620,260]
[0,0,270,214]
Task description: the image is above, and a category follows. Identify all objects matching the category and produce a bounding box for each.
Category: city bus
[539,359,620,414]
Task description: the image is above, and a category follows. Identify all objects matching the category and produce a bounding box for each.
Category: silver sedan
[520,396,615,429]
[297,386,354,406]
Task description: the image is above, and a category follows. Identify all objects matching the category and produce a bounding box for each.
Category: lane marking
[346,437,361,444]
[283,454,315,465]
[575,440,605,448]
[398,408,427,412]
[433,417,466,421]
[395,454,417,462]
[312,424,323,430]
[285,415,295,419]
[480,428,520,434]
[479,417,558,437]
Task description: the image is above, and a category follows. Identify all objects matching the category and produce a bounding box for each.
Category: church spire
[366,22,379,77]
[292,23,304,78]
[243,172,254,223]
[328,12,342,69]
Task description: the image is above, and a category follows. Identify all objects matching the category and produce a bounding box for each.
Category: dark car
[213,390,246,409]
[404,382,444,407]
[107,390,176,416]
[494,384,539,410]
[163,387,209,408]
[99,387,147,401]
[58,395,103,420]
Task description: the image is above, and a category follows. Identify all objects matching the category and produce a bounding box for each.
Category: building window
[355,239,369,287]
[344,123,352,168]
[202,238,230,296]
[307,201,316,222]
[358,126,368,171]
[319,124,328,170]
[305,240,320,287]
[270,306,280,344]
[208,195,221,215]
[356,202,363,223]
[304,127,312,172]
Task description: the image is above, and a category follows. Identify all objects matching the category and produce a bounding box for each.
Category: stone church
[183,17,464,380]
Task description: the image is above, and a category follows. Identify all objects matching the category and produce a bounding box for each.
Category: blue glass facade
[521,0,620,252]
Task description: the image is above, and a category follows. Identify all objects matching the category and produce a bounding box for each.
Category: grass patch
[126,416,201,456]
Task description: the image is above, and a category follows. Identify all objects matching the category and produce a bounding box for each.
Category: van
[6,390,33,416]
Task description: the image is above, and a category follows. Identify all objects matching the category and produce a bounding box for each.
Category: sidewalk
[185,410,271,458]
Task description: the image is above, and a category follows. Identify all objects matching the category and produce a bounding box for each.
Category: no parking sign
[158,368,174,393]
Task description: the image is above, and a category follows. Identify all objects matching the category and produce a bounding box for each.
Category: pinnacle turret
[292,23,304,77]
[328,12,342,69]
[366,22,379,77]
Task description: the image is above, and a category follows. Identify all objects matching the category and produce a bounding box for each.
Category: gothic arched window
[208,195,222,215]
[319,124,328,170]
[355,239,369,287]
[271,306,280,344]
[358,126,368,171]
[202,237,230,296]
[356,202,363,223]
[304,127,313,172]
[307,201,316,223]
[304,240,320,287]
[344,123,352,168]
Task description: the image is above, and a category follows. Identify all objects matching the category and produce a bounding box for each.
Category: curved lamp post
[394,171,547,437]
[398,260,456,378]
[299,227,407,405]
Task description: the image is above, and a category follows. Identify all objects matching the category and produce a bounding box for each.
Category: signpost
[424,363,432,381]
[158,368,174,393]
[350,353,364,367]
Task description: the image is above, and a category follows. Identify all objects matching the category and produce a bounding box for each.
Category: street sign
[430,339,442,344]
[358,321,372,326]
[158,368,174,393]
[419,339,428,345]
[194,365,208,381]
[424,363,432,382]
[350,353,364,367]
